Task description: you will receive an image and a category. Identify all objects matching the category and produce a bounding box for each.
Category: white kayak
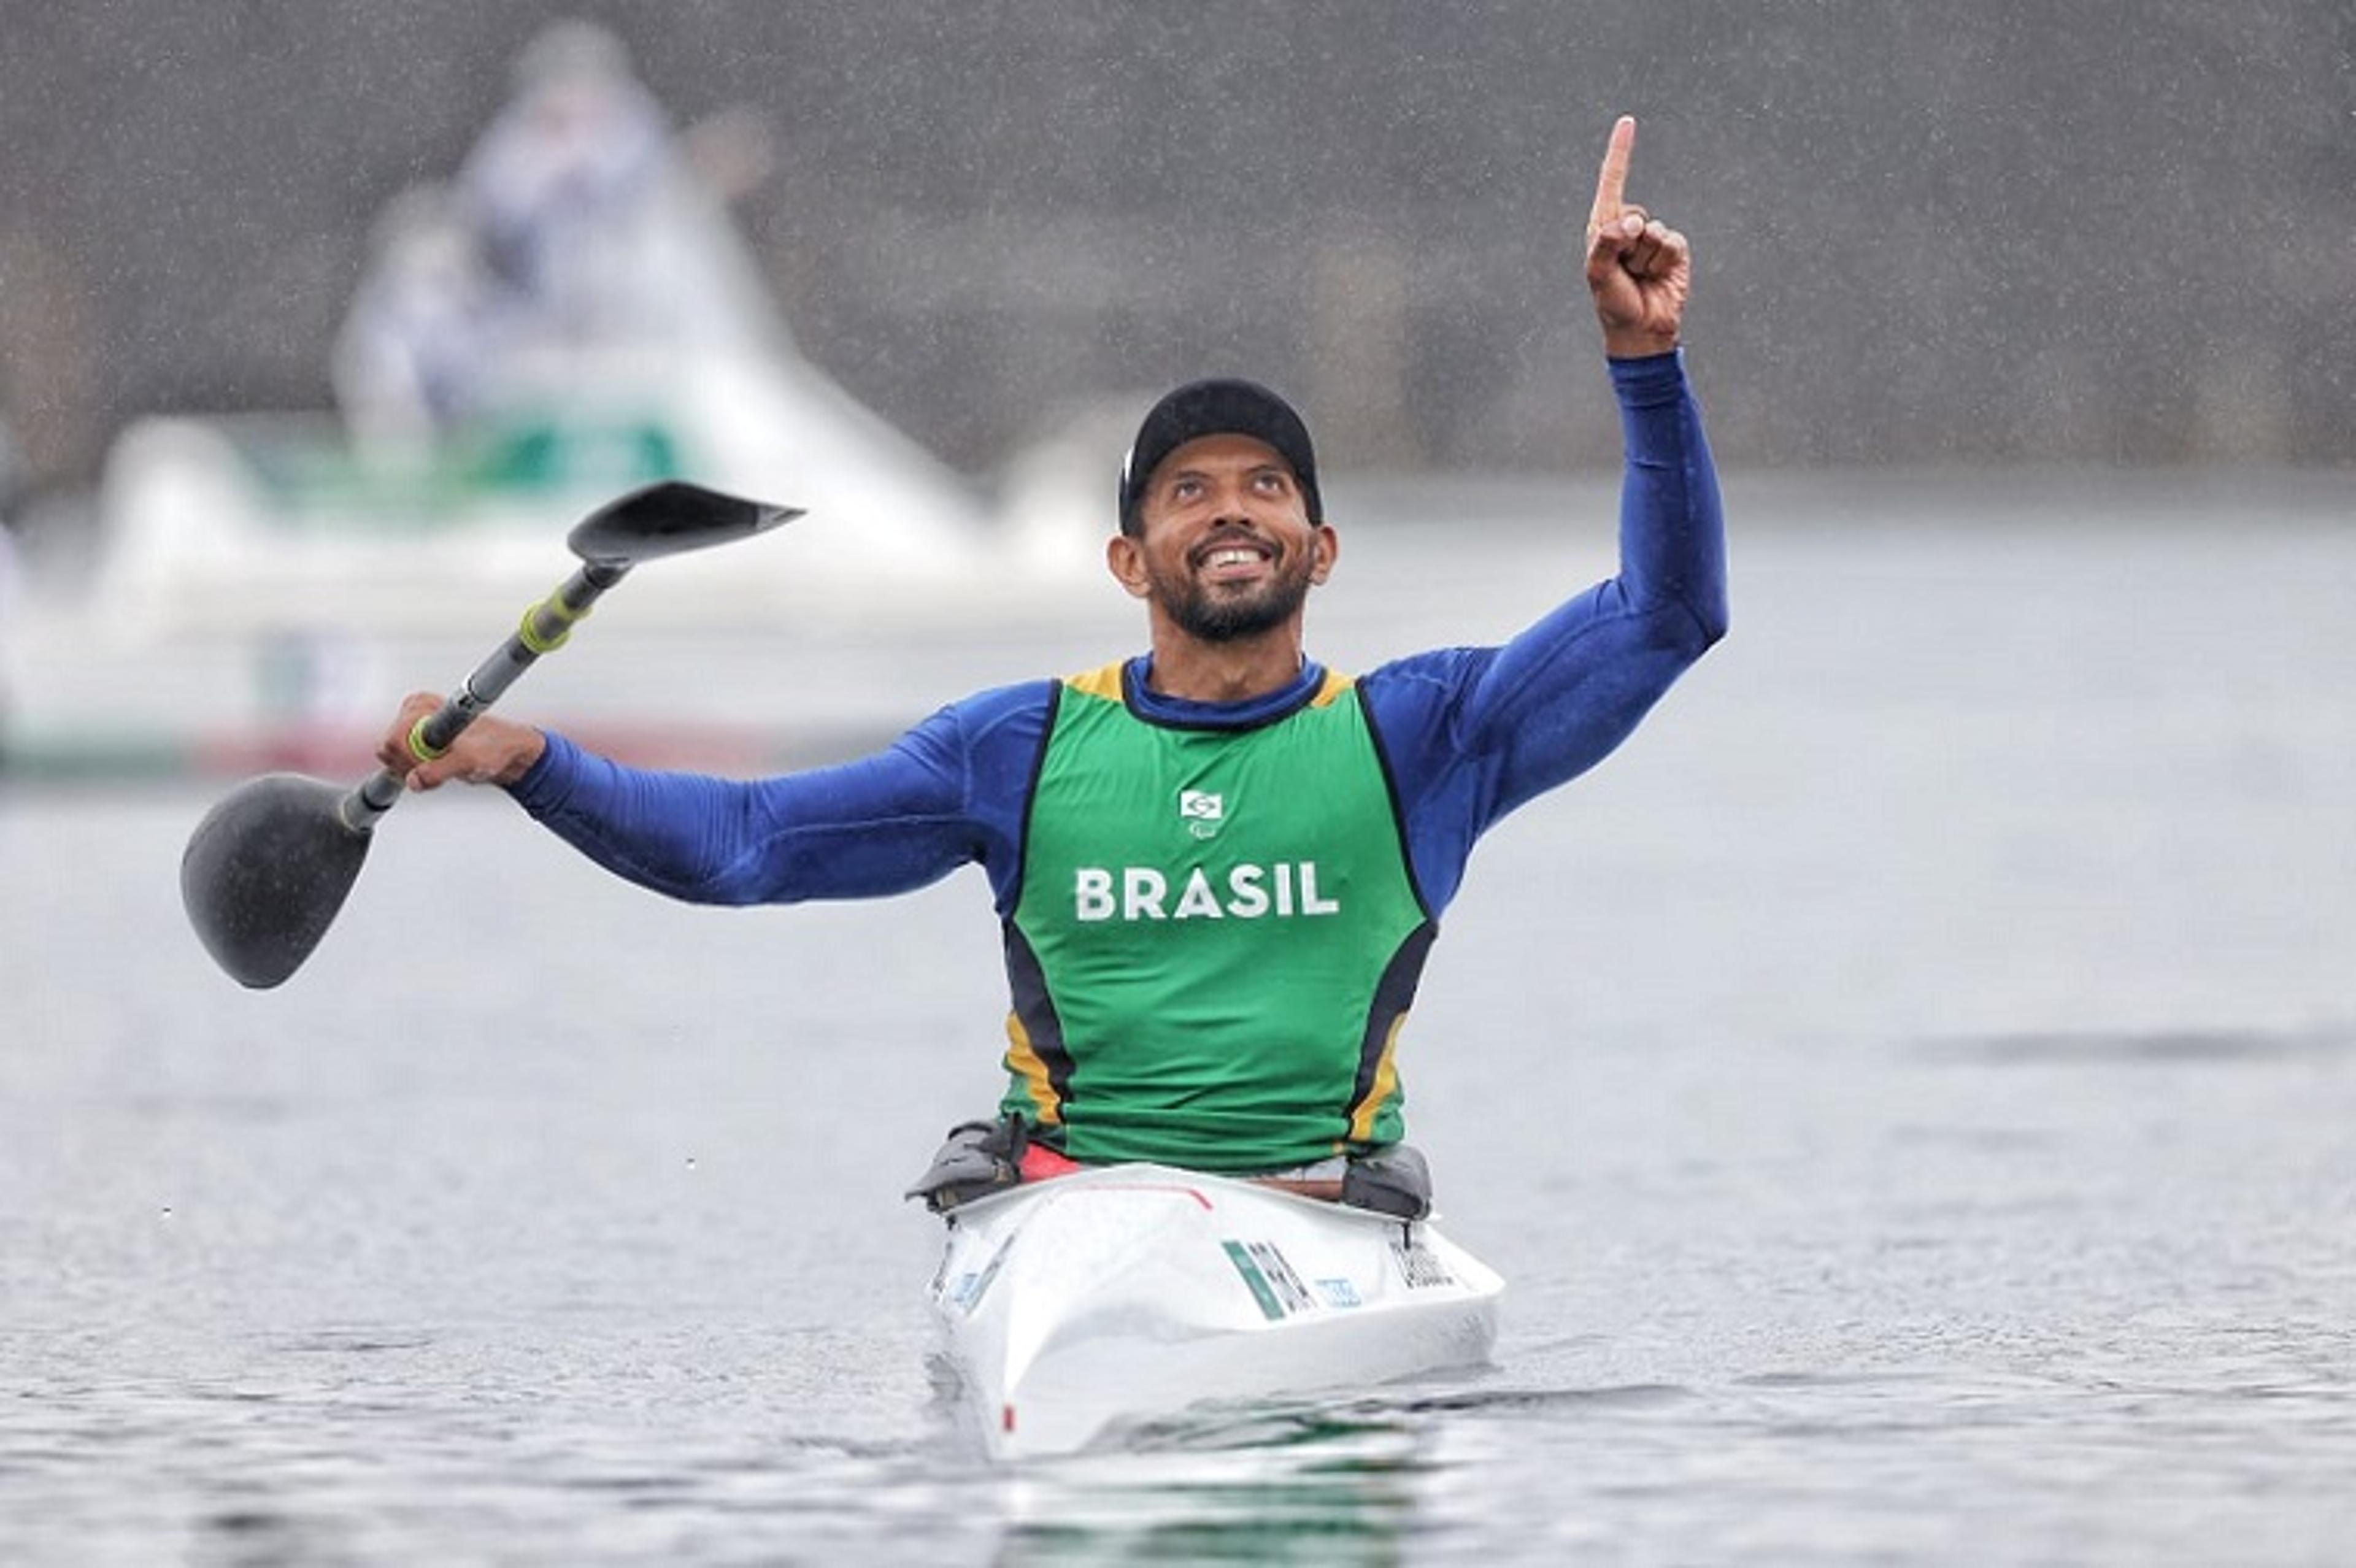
[925,1162,1505,1458]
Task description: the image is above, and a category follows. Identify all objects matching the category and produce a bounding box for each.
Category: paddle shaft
[341,559,629,831]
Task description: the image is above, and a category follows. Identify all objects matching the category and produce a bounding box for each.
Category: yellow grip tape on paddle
[406,715,447,763]
[517,590,591,655]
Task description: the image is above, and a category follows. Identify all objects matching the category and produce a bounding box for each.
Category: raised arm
[1363,117,1725,908]
[1463,355,1725,806]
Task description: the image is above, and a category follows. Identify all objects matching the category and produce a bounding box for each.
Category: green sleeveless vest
[998,662,1435,1172]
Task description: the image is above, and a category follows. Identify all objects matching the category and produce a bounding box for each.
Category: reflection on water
[994,1425,1433,1567]
[992,1386,1691,1565]
[4,498,2354,1564]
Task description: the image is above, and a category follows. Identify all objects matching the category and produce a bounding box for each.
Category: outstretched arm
[371,688,1049,907]
[512,729,977,904]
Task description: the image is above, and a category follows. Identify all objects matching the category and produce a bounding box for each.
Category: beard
[1150,548,1317,642]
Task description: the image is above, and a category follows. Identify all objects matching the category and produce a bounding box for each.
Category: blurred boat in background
[0,21,1104,783]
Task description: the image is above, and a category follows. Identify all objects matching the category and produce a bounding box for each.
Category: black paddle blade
[566,482,801,567]
[180,774,374,990]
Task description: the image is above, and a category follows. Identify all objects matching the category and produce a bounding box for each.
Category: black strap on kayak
[906,1117,1030,1213]
[1341,1143,1433,1220]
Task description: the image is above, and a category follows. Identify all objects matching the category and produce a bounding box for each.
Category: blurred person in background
[332,184,515,452]
[371,118,1722,1214]
[452,20,694,353]
[334,20,783,453]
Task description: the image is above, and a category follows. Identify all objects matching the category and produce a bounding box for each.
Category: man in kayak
[376,115,1723,1215]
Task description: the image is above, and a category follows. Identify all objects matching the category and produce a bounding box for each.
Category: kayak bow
[926,1163,1504,1458]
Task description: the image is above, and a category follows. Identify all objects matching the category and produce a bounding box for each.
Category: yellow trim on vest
[1061,661,1126,702]
[1346,1010,1407,1142]
[1003,1012,1063,1126]
[1065,661,1355,707]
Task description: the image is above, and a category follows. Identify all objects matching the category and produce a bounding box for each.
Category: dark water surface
[6,479,2353,1563]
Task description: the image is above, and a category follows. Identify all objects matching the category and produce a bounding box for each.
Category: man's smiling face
[1113,432,1336,644]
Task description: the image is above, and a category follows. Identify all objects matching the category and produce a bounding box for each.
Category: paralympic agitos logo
[1179,789,1224,840]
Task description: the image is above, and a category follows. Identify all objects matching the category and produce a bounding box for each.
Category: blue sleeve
[1363,349,1727,913]
[504,680,1055,910]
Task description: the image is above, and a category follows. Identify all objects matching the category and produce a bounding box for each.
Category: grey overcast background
[1,1,2349,499]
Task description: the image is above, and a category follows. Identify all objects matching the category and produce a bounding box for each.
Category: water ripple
[1915,1024,2356,1066]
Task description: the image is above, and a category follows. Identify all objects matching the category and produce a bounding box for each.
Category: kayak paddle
[180,480,800,989]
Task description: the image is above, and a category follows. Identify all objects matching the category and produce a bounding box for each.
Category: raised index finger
[1588,115,1636,232]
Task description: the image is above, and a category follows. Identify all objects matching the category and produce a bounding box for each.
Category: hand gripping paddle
[180,481,799,988]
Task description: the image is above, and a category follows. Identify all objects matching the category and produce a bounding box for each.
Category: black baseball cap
[1117,378,1323,534]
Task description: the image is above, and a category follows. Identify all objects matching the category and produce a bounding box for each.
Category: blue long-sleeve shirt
[508,350,1725,921]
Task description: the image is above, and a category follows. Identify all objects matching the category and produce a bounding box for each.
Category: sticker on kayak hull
[1390,1236,1457,1289]
[942,1239,1011,1315]
[1221,1240,1316,1321]
[1317,1277,1363,1309]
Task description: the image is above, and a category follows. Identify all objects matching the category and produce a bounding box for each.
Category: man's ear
[1309,521,1339,585]
[1106,532,1151,600]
